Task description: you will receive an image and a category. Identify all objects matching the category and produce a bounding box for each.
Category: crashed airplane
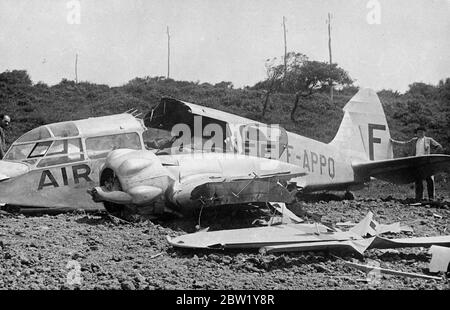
[89,88,450,217]
[1,88,449,215]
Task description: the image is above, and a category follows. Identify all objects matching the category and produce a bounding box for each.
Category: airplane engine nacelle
[97,149,174,206]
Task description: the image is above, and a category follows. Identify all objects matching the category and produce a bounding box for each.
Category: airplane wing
[181,171,307,206]
[353,154,450,184]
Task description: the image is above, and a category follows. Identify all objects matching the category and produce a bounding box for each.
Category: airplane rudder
[331,88,393,161]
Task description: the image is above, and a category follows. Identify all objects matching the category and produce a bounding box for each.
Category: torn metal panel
[428,245,450,273]
[168,228,450,255]
[269,202,304,224]
[377,223,414,234]
[336,221,355,228]
[261,239,371,255]
[260,235,450,255]
[349,212,378,236]
[348,211,413,236]
[367,235,450,250]
[167,224,349,249]
[146,97,256,129]
[168,210,450,254]
[188,178,299,206]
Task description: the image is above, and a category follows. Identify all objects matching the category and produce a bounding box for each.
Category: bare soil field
[0,180,449,290]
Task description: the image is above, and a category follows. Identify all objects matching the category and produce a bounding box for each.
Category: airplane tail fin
[330,88,393,162]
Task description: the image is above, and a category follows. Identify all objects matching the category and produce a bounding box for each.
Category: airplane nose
[92,149,172,207]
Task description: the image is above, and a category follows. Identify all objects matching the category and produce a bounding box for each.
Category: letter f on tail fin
[330,88,393,162]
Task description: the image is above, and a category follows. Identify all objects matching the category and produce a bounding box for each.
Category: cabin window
[29,141,53,158]
[85,132,141,159]
[16,126,51,143]
[4,143,35,161]
[49,122,79,138]
[46,138,82,156]
[36,138,84,168]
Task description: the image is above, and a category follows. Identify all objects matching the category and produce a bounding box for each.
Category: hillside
[0,70,449,158]
[0,71,449,291]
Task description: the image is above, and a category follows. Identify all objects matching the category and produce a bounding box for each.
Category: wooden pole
[167,26,170,79]
[327,13,333,103]
[282,16,287,77]
[75,53,78,84]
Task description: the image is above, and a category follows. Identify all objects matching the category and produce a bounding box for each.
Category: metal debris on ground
[428,245,450,273]
[168,211,450,256]
[269,202,304,224]
[150,252,164,259]
[344,260,442,281]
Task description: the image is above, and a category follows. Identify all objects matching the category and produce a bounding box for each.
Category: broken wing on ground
[167,211,450,255]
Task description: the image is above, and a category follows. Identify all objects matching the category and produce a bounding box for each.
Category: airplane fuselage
[279,133,359,191]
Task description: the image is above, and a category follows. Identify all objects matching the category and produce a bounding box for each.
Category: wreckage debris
[269,203,303,224]
[428,245,450,273]
[150,252,164,259]
[342,212,414,236]
[167,223,336,249]
[168,211,450,256]
[261,235,450,255]
[344,260,442,281]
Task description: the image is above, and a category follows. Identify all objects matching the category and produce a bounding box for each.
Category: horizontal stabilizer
[353,154,450,184]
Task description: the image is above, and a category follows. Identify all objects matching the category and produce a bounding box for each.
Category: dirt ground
[0,179,449,290]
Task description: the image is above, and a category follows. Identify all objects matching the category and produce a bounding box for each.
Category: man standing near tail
[390,126,444,201]
[0,114,11,159]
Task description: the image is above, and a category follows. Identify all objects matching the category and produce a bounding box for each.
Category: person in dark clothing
[0,114,11,159]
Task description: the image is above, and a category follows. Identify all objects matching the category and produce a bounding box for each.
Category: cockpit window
[16,126,51,143]
[48,122,79,138]
[4,137,85,168]
[3,143,35,161]
[86,132,141,159]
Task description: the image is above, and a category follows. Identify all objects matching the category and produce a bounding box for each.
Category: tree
[406,82,437,100]
[0,70,32,86]
[438,78,450,101]
[260,57,284,117]
[256,53,352,120]
[284,60,352,121]
[214,81,234,89]
[257,52,308,117]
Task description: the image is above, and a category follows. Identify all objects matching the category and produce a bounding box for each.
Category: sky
[0,0,449,92]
